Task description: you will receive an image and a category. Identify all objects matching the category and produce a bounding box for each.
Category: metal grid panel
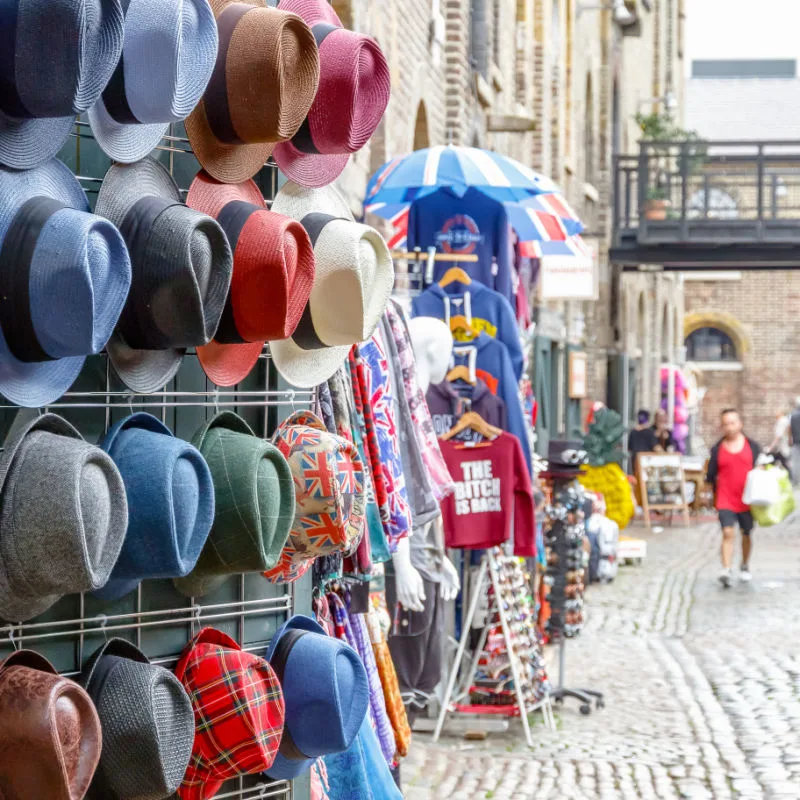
[0,119,312,800]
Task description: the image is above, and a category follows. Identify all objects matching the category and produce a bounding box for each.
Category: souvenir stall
[358,145,610,744]
[0,0,415,798]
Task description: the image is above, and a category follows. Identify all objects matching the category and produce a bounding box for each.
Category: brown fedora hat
[0,650,102,800]
[186,0,321,184]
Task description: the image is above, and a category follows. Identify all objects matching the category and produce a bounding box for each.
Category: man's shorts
[719,509,754,535]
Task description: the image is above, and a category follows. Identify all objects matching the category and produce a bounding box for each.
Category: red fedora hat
[273,0,390,188]
[187,171,315,386]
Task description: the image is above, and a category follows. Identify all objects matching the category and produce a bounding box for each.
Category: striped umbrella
[365,145,561,206]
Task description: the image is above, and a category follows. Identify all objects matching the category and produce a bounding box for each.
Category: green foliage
[582,408,626,467]
[634,111,700,142]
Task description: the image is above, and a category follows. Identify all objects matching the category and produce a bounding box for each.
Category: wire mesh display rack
[0,119,311,800]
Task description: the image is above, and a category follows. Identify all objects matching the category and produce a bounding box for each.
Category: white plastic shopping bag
[743,466,780,507]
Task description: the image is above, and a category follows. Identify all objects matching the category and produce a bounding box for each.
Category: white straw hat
[269,183,393,387]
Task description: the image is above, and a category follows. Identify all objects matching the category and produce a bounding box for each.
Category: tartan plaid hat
[175,627,285,800]
[174,411,295,597]
[264,411,365,584]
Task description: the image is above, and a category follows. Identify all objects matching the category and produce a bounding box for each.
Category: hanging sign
[538,237,597,300]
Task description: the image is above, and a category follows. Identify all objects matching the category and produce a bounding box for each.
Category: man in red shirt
[706,409,761,588]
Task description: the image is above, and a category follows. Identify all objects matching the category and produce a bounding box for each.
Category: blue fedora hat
[0,159,131,407]
[89,0,218,163]
[0,0,125,169]
[264,615,370,780]
[95,412,215,601]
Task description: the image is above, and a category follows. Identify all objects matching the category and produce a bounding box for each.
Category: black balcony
[611,140,800,270]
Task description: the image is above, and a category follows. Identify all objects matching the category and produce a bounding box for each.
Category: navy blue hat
[264,615,369,780]
[95,412,214,600]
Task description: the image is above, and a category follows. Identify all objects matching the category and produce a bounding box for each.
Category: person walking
[789,398,800,485]
[706,408,761,588]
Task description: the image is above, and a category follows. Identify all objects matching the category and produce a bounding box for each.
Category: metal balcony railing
[614,140,800,247]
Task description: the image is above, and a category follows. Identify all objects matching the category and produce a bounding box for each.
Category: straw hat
[0,159,131,407]
[187,171,316,386]
[95,158,233,393]
[88,0,218,162]
[273,0,390,187]
[0,0,124,169]
[186,0,321,184]
[269,182,393,388]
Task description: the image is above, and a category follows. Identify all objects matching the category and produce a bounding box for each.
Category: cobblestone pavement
[402,514,800,799]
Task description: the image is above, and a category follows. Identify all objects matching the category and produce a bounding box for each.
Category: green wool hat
[173,411,295,597]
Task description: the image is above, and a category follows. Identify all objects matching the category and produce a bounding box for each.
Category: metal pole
[433,558,488,742]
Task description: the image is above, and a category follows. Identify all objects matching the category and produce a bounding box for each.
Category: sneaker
[740,565,752,583]
[719,568,733,589]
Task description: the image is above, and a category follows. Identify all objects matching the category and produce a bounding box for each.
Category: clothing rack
[433,549,554,747]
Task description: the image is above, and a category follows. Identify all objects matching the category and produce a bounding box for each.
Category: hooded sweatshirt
[412,281,524,380]
[452,333,532,472]
[426,379,508,441]
[406,187,514,302]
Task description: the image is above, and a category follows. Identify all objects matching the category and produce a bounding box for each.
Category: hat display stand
[540,473,605,716]
[432,548,555,747]
[0,119,316,800]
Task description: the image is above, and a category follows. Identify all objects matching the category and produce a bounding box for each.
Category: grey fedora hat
[0,0,125,169]
[81,638,195,799]
[0,412,128,622]
[88,0,218,163]
[95,157,233,393]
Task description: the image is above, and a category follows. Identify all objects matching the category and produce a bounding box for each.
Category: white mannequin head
[408,317,453,391]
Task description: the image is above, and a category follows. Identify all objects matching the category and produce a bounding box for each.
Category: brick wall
[685,272,800,448]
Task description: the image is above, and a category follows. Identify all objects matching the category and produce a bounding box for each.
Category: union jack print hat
[265,411,366,583]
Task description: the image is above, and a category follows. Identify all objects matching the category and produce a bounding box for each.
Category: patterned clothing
[385,301,454,501]
[367,610,411,759]
[379,312,440,530]
[175,628,285,800]
[359,333,413,552]
[347,604,397,766]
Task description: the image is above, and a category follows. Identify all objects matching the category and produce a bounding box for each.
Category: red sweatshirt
[439,432,535,556]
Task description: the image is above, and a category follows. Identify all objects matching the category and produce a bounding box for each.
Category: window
[685,327,737,362]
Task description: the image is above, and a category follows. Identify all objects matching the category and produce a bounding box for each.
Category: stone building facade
[333,0,686,432]
[682,59,800,448]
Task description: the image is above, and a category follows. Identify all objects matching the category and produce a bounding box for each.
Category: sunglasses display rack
[0,123,314,800]
[541,474,605,717]
[432,548,555,747]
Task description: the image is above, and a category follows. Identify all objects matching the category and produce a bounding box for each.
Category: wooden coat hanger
[438,267,472,287]
[449,314,477,338]
[440,411,502,442]
[445,364,476,385]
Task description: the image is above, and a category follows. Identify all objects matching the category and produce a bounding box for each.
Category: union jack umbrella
[519,232,595,262]
[374,191,582,252]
